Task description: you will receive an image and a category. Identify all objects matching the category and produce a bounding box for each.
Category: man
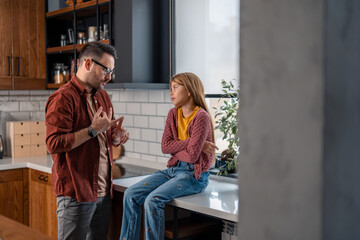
[45,41,129,240]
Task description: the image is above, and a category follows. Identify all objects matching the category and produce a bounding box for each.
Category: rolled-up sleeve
[45,93,75,154]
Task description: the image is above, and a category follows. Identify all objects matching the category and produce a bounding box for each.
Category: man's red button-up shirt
[45,76,117,202]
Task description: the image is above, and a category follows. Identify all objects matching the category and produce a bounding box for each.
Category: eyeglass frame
[85,58,114,75]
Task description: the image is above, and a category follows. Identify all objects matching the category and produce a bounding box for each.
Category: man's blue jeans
[119,161,210,240]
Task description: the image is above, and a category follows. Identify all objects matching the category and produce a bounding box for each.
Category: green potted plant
[214,80,239,176]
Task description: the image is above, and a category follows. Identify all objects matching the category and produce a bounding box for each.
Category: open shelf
[46,5,74,18]
[47,83,66,89]
[75,0,97,10]
[47,45,75,54]
[46,0,110,18]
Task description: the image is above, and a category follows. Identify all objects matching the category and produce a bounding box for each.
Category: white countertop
[113,175,239,222]
[0,155,53,173]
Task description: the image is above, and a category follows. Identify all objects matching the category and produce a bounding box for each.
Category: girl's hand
[112,116,130,145]
[202,141,218,154]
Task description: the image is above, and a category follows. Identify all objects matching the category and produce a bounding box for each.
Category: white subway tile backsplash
[0,91,9,101]
[122,115,134,127]
[119,90,133,102]
[141,129,157,142]
[9,90,31,101]
[133,90,149,102]
[30,111,45,120]
[149,90,165,103]
[164,90,171,103]
[126,103,141,114]
[134,116,148,128]
[30,90,51,101]
[141,103,156,116]
[106,90,120,101]
[124,139,134,152]
[112,102,126,114]
[20,102,40,112]
[9,111,31,120]
[0,102,19,112]
[149,116,165,129]
[157,104,173,116]
[157,156,169,164]
[141,154,157,161]
[126,152,141,159]
[40,101,47,112]
[156,130,163,143]
[149,142,162,156]
[1,88,174,162]
[127,127,141,140]
[134,141,149,154]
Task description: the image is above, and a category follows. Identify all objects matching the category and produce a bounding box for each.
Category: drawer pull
[21,134,23,137]
[21,122,23,125]
[21,146,23,149]
[37,133,39,136]
[37,144,39,147]
[38,175,48,182]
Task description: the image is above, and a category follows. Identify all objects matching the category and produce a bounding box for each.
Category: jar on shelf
[53,63,64,84]
[62,66,70,83]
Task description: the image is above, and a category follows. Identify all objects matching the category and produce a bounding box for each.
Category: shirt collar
[70,75,98,97]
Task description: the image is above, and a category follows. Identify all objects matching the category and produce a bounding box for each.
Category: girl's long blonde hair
[171,72,215,144]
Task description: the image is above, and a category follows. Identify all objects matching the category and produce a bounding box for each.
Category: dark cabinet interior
[45,0,112,89]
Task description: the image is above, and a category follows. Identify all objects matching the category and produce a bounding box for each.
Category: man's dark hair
[79,41,117,62]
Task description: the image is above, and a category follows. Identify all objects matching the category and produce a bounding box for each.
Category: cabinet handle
[16,57,20,76]
[7,56,11,76]
[38,175,49,182]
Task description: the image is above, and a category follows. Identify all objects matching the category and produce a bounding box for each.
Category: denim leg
[119,170,172,240]
[57,196,97,240]
[143,166,209,240]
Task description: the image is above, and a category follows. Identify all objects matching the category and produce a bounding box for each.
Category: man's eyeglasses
[86,58,114,75]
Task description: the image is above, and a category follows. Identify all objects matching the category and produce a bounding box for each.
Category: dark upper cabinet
[110,0,170,89]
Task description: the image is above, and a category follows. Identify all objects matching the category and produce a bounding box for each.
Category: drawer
[30,144,47,157]
[13,122,31,134]
[13,145,31,158]
[30,169,52,186]
[30,121,45,133]
[14,133,31,146]
[30,132,45,145]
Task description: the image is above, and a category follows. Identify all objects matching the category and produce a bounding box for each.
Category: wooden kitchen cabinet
[0,0,46,90]
[28,169,57,239]
[0,169,26,224]
[0,168,57,239]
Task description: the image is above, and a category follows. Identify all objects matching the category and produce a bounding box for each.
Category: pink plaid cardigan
[162,107,214,179]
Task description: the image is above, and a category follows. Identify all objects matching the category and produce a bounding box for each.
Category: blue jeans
[56,195,111,240]
[119,161,210,240]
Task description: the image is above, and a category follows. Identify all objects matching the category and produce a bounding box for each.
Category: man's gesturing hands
[91,107,129,144]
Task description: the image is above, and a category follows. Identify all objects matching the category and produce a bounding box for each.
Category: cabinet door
[29,169,57,239]
[0,0,13,89]
[0,169,24,223]
[11,0,46,90]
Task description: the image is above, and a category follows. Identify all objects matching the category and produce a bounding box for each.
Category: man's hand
[202,141,218,155]
[112,115,129,145]
[91,107,122,133]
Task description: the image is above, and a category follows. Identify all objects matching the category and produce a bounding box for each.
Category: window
[174,0,240,94]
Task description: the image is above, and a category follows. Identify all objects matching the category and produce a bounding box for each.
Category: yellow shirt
[177,106,200,141]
